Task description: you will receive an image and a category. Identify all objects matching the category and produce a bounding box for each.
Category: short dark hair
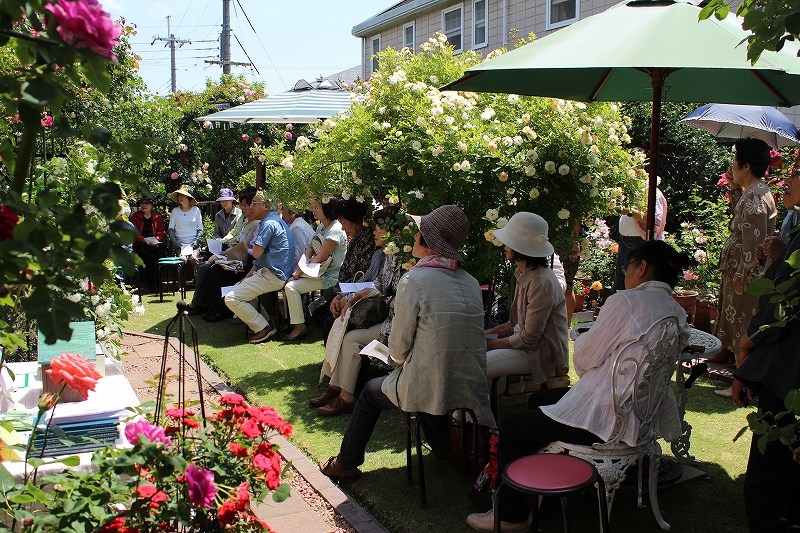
[511,250,548,269]
[629,240,691,289]
[336,197,371,224]
[138,197,155,206]
[734,137,771,178]
[321,197,339,221]
[239,186,257,206]
[373,205,400,226]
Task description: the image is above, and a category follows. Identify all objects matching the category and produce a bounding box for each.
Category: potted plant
[572,279,589,312]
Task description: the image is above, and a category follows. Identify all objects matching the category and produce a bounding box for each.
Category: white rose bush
[255,33,644,284]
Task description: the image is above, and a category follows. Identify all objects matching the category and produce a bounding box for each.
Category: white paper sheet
[298,254,321,277]
[339,282,376,294]
[180,244,194,257]
[485,333,499,340]
[221,285,236,298]
[359,339,392,365]
[207,238,223,256]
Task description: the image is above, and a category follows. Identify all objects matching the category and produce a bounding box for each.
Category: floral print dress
[716,180,776,354]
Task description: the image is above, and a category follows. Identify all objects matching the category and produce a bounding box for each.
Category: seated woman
[320,205,495,481]
[312,206,404,416]
[466,240,691,533]
[187,188,260,321]
[167,185,204,283]
[311,198,380,341]
[283,197,347,341]
[129,197,166,292]
[484,212,569,388]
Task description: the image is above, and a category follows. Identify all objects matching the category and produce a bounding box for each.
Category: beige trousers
[322,323,382,394]
[224,268,286,333]
[284,276,324,325]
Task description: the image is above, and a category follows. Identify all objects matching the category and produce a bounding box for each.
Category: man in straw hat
[224,192,294,343]
[320,205,495,481]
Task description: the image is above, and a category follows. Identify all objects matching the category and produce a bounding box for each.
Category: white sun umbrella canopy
[197,78,362,124]
[679,103,800,149]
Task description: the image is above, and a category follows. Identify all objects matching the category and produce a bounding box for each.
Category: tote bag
[321,307,352,384]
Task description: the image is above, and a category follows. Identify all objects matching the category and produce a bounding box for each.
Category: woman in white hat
[167,184,203,255]
[485,212,569,388]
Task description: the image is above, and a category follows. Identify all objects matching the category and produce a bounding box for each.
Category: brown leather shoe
[317,396,356,417]
[310,386,340,407]
[249,324,276,344]
[320,456,360,481]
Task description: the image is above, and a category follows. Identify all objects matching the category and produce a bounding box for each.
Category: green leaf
[0,464,16,492]
[785,389,800,412]
[733,425,750,442]
[698,0,724,21]
[776,278,795,293]
[25,482,46,503]
[747,277,775,295]
[786,11,800,36]
[58,455,81,467]
[11,493,37,504]
[271,483,291,503]
[714,4,730,20]
[786,249,800,269]
[79,59,111,94]
[20,78,58,106]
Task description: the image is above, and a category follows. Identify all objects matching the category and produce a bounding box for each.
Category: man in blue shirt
[224,193,294,343]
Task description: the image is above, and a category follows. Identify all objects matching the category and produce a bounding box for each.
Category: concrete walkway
[120,330,388,533]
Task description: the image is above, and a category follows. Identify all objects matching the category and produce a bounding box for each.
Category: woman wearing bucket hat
[167,184,203,255]
[321,205,495,482]
[213,188,241,242]
[484,212,569,389]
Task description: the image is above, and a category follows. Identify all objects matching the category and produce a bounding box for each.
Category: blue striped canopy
[197,79,361,124]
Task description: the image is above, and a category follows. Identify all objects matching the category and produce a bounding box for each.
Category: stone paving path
[120,330,388,533]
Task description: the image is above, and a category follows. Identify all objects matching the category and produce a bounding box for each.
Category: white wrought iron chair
[542,316,681,530]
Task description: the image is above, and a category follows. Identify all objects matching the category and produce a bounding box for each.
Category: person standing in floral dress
[713,138,777,396]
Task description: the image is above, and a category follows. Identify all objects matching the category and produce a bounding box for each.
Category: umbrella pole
[646,69,668,241]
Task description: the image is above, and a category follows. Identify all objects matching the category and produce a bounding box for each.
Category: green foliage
[700,0,800,64]
[255,34,643,285]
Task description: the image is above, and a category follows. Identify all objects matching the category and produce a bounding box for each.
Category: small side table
[157,257,186,302]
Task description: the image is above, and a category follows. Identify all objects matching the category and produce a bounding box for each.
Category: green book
[37,321,97,364]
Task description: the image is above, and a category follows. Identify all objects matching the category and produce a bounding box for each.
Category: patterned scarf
[413,254,458,271]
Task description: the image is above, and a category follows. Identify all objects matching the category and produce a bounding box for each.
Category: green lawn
[124,293,752,533]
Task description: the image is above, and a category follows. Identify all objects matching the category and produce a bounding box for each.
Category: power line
[233,33,260,76]
[234,0,285,90]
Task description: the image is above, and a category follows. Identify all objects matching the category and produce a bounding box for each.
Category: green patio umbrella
[444,0,800,238]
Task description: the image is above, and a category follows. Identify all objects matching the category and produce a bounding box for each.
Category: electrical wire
[234,0,286,90]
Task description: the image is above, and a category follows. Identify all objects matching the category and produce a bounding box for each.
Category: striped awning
[197,78,361,124]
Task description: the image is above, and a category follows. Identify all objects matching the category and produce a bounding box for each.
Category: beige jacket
[384,266,496,427]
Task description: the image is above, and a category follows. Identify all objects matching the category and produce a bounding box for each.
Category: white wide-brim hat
[493,212,554,258]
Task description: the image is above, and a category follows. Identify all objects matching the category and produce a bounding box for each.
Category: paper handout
[298,254,321,278]
[339,282,376,294]
[207,238,223,256]
[359,340,392,365]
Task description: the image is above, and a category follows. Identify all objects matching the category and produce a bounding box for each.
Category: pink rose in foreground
[769,149,783,169]
[716,174,728,187]
[171,172,179,180]
[0,205,19,242]
[285,132,292,140]
[241,134,250,141]
[45,0,121,62]
[185,463,217,508]
[125,420,171,446]
[254,137,261,144]
[45,352,101,400]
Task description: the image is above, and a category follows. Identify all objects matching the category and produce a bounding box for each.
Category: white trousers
[224,268,286,333]
[284,276,324,325]
[485,348,531,382]
[322,323,382,394]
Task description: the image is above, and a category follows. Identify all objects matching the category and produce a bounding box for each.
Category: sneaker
[320,456,360,481]
[714,387,733,398]
[467,510,528,533]
[249,324,276,344]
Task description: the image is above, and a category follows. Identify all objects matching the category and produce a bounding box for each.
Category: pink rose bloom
[241,134,250,141]
[285,132,292,140]
[45,352,101,400]
[171,172,179,180]
[40,116,53,127]
[254,137,261,144]
[285,123,293,130]
[125,420,171,446]
[45,0,121,62]
[0,205,19,242]
[716,174,728,187]
[202,162,209,171]
[185,463,217,508]
[769,149,783,169]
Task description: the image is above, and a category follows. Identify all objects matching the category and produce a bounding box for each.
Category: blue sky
[105,0,397,95]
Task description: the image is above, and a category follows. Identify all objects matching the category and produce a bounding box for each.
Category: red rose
[219,393,244,406]
[240,418,261,439]
[218,499,237,525]
[0,205,19,242]
[137,485,157,498]
[229,443,249,457]
[45,352,101,400]
[236,482,250,511]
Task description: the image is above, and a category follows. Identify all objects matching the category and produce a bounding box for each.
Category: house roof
[352,0,452,37]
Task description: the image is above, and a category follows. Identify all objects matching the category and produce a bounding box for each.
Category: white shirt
[541,281,689,446]
[168,206,203,245]
[619,187,667,240]
[290,217,315,268]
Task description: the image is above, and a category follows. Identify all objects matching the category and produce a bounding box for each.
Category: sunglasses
[621,259,641,274]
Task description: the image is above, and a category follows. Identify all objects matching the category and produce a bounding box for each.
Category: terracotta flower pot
[574,292,585,312]
[672,291,699,325]
[694,299,718,334]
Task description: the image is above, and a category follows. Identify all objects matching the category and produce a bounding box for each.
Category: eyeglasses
[621,259,641,274]
[250,201,264,206]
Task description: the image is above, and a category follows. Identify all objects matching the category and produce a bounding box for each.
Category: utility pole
[152,16,191,93]
[205,0,251,73]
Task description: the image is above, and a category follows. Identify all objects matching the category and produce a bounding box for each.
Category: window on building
[473,0,487,48]
[442,5,463,52]
[371,36,380,74]
[547,0,579,29]
[403,23,415,51]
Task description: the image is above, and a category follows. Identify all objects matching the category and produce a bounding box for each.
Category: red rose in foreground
[0,205,18,242]
[45,0,121,62]
[45,352,101,400]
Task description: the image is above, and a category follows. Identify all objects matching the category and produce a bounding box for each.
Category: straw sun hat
[493,212,554,258]
[406,205,469,262]
[168,184,198,206]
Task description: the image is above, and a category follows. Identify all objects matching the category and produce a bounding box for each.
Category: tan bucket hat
[493,212,554,257]
[168,184,198,206]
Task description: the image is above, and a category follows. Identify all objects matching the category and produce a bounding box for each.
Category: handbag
[321,306,352,384]
[306,234,333,275]
[348,289,389,329]
[225,241,250,263]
